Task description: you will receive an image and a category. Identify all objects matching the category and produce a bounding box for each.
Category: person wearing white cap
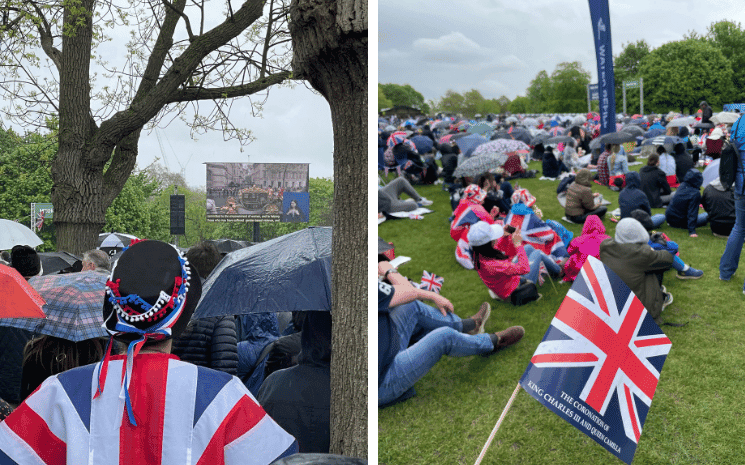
[468,221,560,305]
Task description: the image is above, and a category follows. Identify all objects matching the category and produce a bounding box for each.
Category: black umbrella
[38,252,82,275]
[694,121,715,129]
[193,227,331,318]
[546,135,575,145]
[595,131,638,147]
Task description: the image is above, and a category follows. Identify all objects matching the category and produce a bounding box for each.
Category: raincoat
[563,215,610,282]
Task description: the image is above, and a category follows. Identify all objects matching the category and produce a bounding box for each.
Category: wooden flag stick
[474,383,522,465]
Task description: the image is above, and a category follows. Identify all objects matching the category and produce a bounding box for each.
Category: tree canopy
[379,83,427,112]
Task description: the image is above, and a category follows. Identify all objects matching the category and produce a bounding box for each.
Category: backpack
[722,116,745,191]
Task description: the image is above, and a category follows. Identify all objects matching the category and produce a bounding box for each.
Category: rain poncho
[563,215,610,282]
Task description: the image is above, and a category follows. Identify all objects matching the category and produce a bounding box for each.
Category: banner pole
[474,383,522,465]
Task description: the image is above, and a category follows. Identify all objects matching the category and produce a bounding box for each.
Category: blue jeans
[651,214,666,228]
[523,244,561,284]
[378,300,493,405]
[720,193,745,286]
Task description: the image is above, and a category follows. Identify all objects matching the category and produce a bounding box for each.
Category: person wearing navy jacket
[665,169,708,237]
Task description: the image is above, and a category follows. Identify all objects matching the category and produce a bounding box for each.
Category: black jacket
[257,312,331,453]
[172,316,239,374]
[702,182,736,229]
[619,172,652,218]
[0,327,33,404]
[639,164,672,208]
[666,169,704,234]
[672,144,694,183]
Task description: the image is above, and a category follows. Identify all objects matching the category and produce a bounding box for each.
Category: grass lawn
[377,160,745,465]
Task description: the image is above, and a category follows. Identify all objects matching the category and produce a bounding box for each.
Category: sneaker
[418,198,433,206]
[661,292,673,311]
[677,267,704,280]
[468,302,491,335]
[494,326,525,350]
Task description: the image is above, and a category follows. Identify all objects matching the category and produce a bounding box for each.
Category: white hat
[467,222,505,247]
[709,127,723,140]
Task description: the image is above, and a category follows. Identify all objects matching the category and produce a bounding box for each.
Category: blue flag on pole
[519,256,671,464]
[588,0,616,135]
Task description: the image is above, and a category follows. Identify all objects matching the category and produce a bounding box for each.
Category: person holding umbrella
[0,240,297,463]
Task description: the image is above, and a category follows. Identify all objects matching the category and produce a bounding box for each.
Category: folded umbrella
[0,219,43,250]
[0,271,109,342]
[0,264,46,318]
[193,227,331,318]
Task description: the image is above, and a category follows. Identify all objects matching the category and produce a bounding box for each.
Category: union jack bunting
[419,270,444,294]
[519,256,671,464]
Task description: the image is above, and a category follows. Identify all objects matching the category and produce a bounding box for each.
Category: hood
[510,203,534,216]
[678,126,689,138]
[297,311,332,367]
[673,143,686,156]
[575,168,593,187]
[615,218,650,244]
[581,214,606,236]
[624,171,641,189]
[683,169,703,188]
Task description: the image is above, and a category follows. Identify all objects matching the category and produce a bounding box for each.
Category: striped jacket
[0,353,297,464]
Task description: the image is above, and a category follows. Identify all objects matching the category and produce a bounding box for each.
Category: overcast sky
[379,0,745,104]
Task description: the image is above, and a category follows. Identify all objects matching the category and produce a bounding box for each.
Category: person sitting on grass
[468,221,560,305]
[564,168,607,224]
[639,153,673,208]
[378,176,433,216]
[477,172,512,217]
[562,215,610,283]
[450,185,498,269]
[665,168,708,237]
[599,218,675,325]
[702,177,736,238]
[618,171,666,229]
[657,145,676,177]
[378,260,524,407]
[542,146,570,178]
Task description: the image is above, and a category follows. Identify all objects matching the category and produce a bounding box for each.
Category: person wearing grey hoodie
[702,177,736,237]
[599,218,674,322]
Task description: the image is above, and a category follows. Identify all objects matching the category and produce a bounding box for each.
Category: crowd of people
[378,106,745,408]
[0,239,334,462]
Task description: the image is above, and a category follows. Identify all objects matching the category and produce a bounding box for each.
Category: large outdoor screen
[206,162,310,222]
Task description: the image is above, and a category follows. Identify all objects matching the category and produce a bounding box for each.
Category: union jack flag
[35,210,45,231]
[506,208,568,259]
[419,270,444,293]
[520,256,671,464]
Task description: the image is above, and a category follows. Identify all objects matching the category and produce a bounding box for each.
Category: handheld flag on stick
[419,270,444,293]
[519,256,671,464]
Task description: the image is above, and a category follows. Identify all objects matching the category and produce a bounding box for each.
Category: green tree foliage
[379,83,427,111]
[546,62,591,112]
[639,39,734,114]
[378,84,393,111]
[103,170,170,242]
[0,127,57,250]
[437,90,465,115]
[461,89,486,117]
[525,70,551,112]
[496,95,511,114]
[705,20,745,102]
[614,40,650,114]
[508,96,530,114]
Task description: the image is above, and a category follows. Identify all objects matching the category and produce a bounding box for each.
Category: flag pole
[474,383,522,465]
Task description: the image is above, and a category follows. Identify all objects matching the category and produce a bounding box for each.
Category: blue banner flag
[519,256,671,464]
[588,0,616,134]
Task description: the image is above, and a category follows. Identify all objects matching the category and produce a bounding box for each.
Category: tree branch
[167,70,290,102]
[161,0,195,41]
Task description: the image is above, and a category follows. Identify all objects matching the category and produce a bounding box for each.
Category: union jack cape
[519,257,671,464]
[0,353,297,464]
[505,205,568,259]
[450,202,491,242]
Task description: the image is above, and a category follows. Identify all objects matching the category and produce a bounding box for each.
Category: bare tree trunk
[289,0,367,458]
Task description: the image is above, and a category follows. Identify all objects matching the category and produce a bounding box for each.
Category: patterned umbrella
[547,126,565,136]
[478,138,530,154]
[453,154,509,179]
[439,134,455,144]
[97,232,138,256]
[522,117,539,127]
[386,131,409,149]
[455,134,489,158]
[0,271,109,342]
[641,136,683,152]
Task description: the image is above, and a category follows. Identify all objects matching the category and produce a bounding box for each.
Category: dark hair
[476,172,495,190]
[186,241,222,280]
[11,245,41,278]
[471,243,509,270]
[648,153,659,165]
[656,145,666,155]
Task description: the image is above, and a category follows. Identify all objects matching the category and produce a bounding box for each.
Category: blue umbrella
[193,227,331,318]
[455,134,488,159]
[643,128,666,139]
[410,135,434,154]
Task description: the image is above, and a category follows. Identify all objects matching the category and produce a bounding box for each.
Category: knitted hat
[97,240,202,426]
[10,245,41,278]
[615,218,650,244]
